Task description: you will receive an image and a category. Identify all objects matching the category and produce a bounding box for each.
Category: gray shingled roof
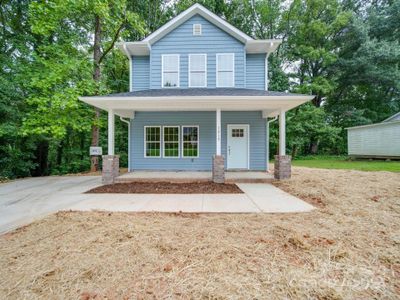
[95,88,309,98]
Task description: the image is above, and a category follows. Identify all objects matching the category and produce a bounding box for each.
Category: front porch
[80,88,314,184]
[116,170,274,183]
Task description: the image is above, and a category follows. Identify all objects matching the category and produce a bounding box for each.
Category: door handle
[228,146,231,155]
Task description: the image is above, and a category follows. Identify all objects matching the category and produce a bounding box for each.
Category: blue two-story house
[80,4,313,183]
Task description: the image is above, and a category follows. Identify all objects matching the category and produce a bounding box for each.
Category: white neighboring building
[347,112,400,159]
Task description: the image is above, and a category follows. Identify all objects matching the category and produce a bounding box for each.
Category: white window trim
[193,23,202,35]
[144,126,161,158]
[216,53,235,88]
[188,54,207,88]
[163,126,180,158]
[161,54,180,88]
[182,125,200,158]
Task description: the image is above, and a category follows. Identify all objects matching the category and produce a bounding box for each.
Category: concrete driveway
[0,176,314,234]
[0,176,101,234]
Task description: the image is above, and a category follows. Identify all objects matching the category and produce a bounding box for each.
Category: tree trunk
[32,139,49,177]
[90,15,102,172]
[291,144,298,158]
[309,138,319,155]
[312,94,323,107]
[56,139,64,167]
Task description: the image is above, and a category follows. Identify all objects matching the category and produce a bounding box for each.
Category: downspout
[266,116,278,172]
[120,117,131,171]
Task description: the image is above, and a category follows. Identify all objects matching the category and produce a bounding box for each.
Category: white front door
[227,124,249,169]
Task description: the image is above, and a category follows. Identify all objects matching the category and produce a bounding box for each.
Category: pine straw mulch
[86,181,243,194]
[0,167,399,299]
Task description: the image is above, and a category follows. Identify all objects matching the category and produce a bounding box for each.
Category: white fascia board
[117,42,150,58]
[79,96,313,114]
[245,39,282,54]
[80,95,313,102]
[346,120,400,130]
[142,4,252,45]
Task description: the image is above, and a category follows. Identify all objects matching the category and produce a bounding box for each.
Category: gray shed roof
[383,112,400,122]
[94,88,309,98]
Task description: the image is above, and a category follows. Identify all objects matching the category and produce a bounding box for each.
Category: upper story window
[189,54,207,87]
[162,54,180,88]
[216,53,234,87]
[193,24,202,35]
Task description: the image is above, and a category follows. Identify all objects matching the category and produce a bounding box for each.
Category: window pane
[217,54,233,71]
[163,55,179,72]
[217,71,234,87]
[164,127,179,142]
[163,72,179,87]
[146,142,160,157]
[190,55,206,71]
[183,127,198,142]
[165,142,179,157]
[190,72,206,87]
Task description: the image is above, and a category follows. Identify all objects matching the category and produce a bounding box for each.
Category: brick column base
[274,155,291,180]
[212,155,225,183]
[102,155,119,184]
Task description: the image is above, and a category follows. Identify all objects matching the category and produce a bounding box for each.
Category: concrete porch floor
[116,171,274,183]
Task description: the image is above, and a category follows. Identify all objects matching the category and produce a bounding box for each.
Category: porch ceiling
[79,88,314,118]
[80,97,311,117]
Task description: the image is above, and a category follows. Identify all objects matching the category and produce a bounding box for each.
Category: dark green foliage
[0,0,399,179]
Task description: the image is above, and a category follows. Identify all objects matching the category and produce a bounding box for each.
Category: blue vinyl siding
[150,15,246,89]
[130,111,266,171]
[132,56,150,91]
[246,54,265,90]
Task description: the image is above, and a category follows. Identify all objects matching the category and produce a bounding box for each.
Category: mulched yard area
[1,167,399,299]
[86,181,243,194]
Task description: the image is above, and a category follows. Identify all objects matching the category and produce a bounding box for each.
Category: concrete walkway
[68,183,314,214]
[0,176,314,234]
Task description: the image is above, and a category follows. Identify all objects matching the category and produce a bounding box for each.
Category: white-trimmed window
[162,54,180,88]
[216,53,234,87]
[144,126,161,157]
[189,54,207,87]
[182,126,199,158]
[193,24,202,35]
[163,126,180,158]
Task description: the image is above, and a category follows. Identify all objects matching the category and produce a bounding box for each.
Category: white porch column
[265,52,270,91]
[108,109,115,155]
[266,119,270,171]
[216,108,221,155]
[279,110,286,156]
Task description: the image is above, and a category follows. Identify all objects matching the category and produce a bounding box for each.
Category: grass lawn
[290,155,400,172]
[0,167,399,298]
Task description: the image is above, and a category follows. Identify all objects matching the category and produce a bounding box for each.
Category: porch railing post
[279,109,285,156]
[213,108,225,183]
[275,109,291,179]
[108,109,115,156]
[216,108,221,155]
